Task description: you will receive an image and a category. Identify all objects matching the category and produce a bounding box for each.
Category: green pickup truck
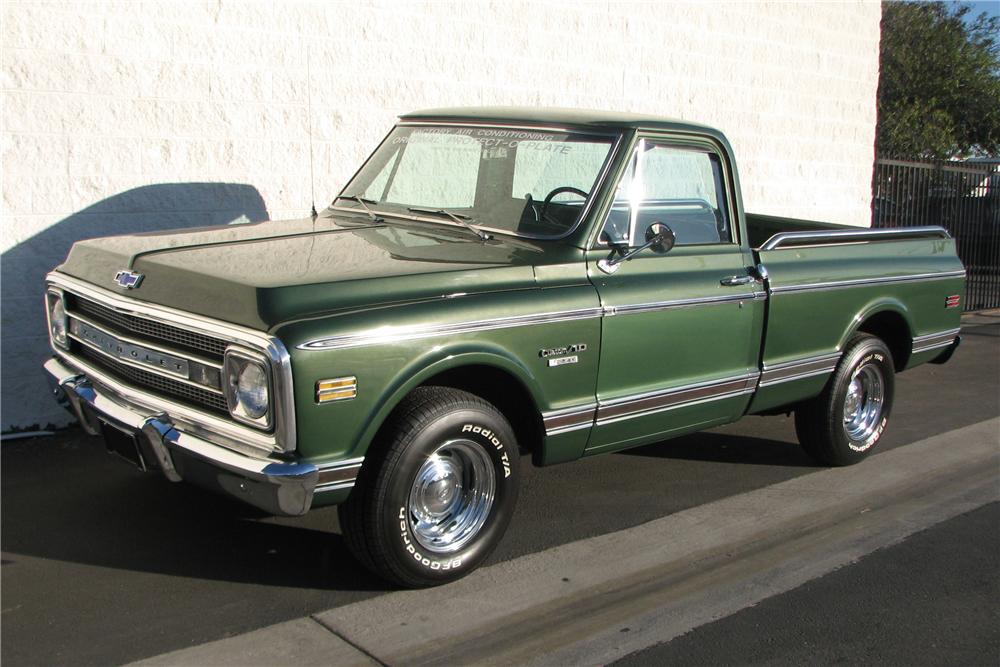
[44,108,965,586]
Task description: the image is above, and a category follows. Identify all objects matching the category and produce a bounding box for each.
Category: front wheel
[339,387,519,587]
[795,334,895,466]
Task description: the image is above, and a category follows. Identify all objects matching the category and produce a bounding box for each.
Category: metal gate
[873,158,1000,311]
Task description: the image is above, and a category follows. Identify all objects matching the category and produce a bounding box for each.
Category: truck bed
[745,220,965,414]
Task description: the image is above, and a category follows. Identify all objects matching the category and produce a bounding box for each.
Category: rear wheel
[795,334,895,466]
[339,387,519,587]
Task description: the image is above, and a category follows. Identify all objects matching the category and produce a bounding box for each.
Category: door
[586,137,763,453]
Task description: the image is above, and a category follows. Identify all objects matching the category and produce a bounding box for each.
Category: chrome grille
[47,272,294,454]
[71,295,228,359]
[78,345,229,416]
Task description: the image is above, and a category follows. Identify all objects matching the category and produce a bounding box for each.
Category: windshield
[334,125,618,239]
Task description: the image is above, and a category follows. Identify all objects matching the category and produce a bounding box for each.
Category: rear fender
[839,298,915,368]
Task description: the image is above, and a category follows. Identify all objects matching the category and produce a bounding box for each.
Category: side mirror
[646,222,676,254]
[597,222,675,274]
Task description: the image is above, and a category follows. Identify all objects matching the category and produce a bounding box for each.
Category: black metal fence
[873,158,1000,311]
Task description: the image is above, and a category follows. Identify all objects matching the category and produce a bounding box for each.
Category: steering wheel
[539,186,589,224]
[602,212,631,246]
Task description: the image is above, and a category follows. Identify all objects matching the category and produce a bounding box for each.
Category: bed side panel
[749,237,964,413]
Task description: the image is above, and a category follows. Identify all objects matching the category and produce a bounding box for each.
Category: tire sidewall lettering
[461,423,512,478]
[850,415,887,452]
[858,352,884,366]
[397,506,462,571]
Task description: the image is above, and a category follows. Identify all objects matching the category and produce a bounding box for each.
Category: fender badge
[539,343,587,358]
[548,355,578,367]
[114,270,144,289]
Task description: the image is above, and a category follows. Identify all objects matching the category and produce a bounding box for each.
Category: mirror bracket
[597,222,675,275]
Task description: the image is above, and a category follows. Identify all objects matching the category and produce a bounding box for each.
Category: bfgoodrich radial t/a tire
[795,334,895,466]
[339,387,520,588]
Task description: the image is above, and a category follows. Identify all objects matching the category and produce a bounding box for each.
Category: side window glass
[600,140,732,247]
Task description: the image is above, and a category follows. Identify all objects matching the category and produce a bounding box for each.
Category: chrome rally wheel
[843,363,885,447]
[407,439,496,554]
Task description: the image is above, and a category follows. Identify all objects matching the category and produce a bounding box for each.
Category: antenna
[306,51,317,219]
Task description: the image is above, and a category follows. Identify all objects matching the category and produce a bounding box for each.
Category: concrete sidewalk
[133,417,999,667]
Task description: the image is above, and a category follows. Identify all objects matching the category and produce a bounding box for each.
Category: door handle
[720,274,755,286]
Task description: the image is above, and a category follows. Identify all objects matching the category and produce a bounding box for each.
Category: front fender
[354,343,546,458]
[279,283,602,467]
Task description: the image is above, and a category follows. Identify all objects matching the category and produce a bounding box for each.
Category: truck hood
[57,215,553,330]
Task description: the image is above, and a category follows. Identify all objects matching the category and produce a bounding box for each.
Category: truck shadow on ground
[0,426,814,593]
[618,429,817,468]
[0,432,389,593]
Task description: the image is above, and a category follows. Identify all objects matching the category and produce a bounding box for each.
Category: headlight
[224,349,272,428]
[46,289,69,350]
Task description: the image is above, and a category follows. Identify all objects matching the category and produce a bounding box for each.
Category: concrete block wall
[1,0,882,431]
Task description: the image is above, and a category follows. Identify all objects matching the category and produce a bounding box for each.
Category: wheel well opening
[856,311,911,371]
[421,365,543,462]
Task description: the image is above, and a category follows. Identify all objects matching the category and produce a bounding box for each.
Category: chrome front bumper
[44,356,318,516]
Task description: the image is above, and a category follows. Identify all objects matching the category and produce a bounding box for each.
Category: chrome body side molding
[546,352,844,437]
[542,374,760,436]
[768,270,967,295]
[912,328,962,354]
[759,226,951,251]
[759,352,842,387]
[314,457,365,493]
[603,292,765,317]
[594,374,758,427]
[300,293,769,352]
[542,403,598,436]
[299,307,604,351]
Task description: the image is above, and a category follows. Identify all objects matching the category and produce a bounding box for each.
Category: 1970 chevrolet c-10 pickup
[43,108,965,586]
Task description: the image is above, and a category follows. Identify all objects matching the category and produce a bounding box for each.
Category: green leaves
[877,1,1000,158]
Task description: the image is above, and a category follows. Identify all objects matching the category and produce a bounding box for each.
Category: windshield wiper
[407,207,492,241]
[333,194,385,223]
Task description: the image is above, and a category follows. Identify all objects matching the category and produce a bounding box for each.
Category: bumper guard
[44,357,318,516]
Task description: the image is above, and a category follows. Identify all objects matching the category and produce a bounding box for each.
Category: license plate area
[100,419,148,471]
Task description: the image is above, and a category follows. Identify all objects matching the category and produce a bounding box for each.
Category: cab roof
[399,106,726,140]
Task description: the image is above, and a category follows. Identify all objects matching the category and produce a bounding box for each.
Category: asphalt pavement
[614,501,999,666]
[2,313,998,666]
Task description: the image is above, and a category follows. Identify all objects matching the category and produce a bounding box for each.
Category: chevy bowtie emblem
[113,270,144,289]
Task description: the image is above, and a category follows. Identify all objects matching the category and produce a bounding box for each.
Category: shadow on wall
[1,183,269,432]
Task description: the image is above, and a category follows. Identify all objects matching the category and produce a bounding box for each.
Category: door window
[600,140,732,247]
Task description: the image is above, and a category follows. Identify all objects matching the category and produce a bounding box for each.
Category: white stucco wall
[1,0,882,431]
